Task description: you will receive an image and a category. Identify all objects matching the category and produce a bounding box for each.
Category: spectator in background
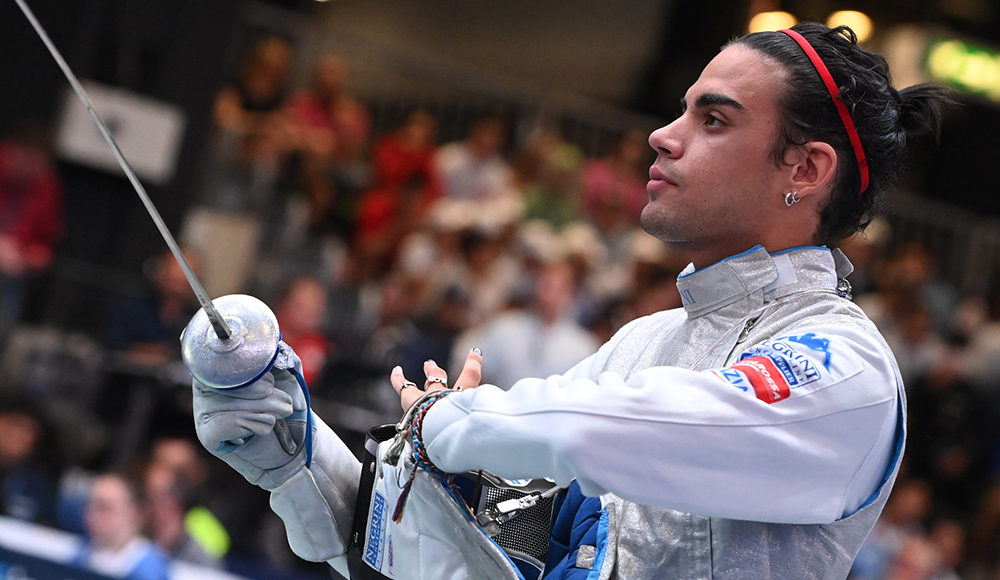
[144,463,221,568]
[435,114,516,201]
[928,518,967,580]
[884,535,943,580]
[354,111,442,278]
[851,478,933,580]
[105,250,201,364]
[839,218,891,297]
[580,130,649,229]
[148,438,232,566]
[0,121,63,339]
[893,243,958,340]
[397,198,479,313]
[908,354,991,516]
[286,53,371,236]
[857,249,951,386]
[396,285,471,382]
[184,35,294,297]
[515,126,584,227]
[451,259,598,389]
[961,287,1000,397]
[0,399,58,524]
[275,276,330,385]
[214,36,293,136]
[72,473,171,580]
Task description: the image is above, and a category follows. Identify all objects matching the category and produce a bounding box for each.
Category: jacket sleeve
[421,321,901,525]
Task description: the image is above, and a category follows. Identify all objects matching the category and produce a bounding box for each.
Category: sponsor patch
[740,341,822,388]
[710,367,751,393]
[781,332,833,370]
[730,356,790,403]
[364,491,387,569]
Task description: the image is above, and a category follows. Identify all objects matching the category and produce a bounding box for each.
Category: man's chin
[640,211,688,244]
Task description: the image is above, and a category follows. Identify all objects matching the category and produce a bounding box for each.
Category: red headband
[778,28,869,195]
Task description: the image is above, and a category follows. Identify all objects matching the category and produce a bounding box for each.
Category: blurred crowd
[1,34,1000,580]
[841,225,1000,580]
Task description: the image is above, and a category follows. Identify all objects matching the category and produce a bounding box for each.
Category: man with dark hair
[191,22,950,580]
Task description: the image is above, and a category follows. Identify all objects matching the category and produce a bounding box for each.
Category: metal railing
[882,191,1000,295]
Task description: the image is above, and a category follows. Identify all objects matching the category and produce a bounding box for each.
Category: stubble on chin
[640,203,690,244]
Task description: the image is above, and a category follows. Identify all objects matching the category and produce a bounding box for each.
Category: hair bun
[897,83,954,140]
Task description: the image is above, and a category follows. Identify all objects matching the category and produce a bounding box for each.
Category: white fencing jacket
[421,246,904,579]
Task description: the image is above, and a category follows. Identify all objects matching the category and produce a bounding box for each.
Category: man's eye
[705,114,724,127]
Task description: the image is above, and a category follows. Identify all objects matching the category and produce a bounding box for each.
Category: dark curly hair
[730,22,952,245]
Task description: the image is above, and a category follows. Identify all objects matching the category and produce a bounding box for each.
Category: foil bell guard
[180,294,281,389]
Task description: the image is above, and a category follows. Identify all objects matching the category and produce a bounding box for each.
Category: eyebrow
[679,92,745,112]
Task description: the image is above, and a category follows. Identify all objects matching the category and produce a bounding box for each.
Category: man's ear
[784,141,838,200]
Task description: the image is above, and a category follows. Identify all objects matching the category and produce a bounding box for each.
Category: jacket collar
[675,245,852,317]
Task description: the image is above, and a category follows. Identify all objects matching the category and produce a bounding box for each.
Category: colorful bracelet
[392,389,452,522]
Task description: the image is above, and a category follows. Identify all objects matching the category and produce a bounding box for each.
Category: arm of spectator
[213,87,256,135]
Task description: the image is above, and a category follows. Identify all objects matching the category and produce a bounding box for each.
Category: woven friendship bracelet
[392,390,453,522]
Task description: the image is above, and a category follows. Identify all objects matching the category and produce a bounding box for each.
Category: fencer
[190,22,952,580]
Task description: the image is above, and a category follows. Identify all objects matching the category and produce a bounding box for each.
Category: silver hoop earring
[784,191,800,207]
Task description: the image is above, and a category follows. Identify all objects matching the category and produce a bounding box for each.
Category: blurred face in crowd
[0,411,39,467]
[535,261,576,323]
[399,111,436,149]
[144,464,185,542]
[644,45,791,264]
[313,55,347,99]
[155,251,198,302]
[243,37,292,102]
[278,278,327,335]
[469,118,505,159]
[151,438,207,487]
[85,475,143,552]
[615,130,648,169]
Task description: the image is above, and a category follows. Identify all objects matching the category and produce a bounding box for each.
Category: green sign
[925,38,1000,102]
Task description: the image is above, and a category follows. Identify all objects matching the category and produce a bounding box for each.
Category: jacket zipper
[724,314,762,364]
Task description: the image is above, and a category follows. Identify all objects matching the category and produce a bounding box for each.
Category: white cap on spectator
[517,220,561,263]
[429,199,478,232]
[472,194,526,237]
[627,228,673,264]
[561,221,607,271]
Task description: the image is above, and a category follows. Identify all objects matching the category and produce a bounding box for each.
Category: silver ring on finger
[426,376,448,385]
[400,381,418,390]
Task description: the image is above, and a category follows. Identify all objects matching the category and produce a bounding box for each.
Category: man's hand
[390,348,483,411]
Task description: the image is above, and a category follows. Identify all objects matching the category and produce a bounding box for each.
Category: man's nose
[648,119,683,158]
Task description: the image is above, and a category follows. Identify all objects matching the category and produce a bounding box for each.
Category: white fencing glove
[192,342,361,576]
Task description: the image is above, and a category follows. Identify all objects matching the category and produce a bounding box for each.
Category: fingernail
[425,359,437,365]
[392,365,401,374]
[472,347,482,356]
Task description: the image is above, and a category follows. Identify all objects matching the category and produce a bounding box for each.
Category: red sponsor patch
[729,356,790,403]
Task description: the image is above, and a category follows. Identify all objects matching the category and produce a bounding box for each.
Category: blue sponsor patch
[781,333,833,370]
[739,339,822,388]
[767,354,799,386]
[713,367,750,392]
[364,491,387,568]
